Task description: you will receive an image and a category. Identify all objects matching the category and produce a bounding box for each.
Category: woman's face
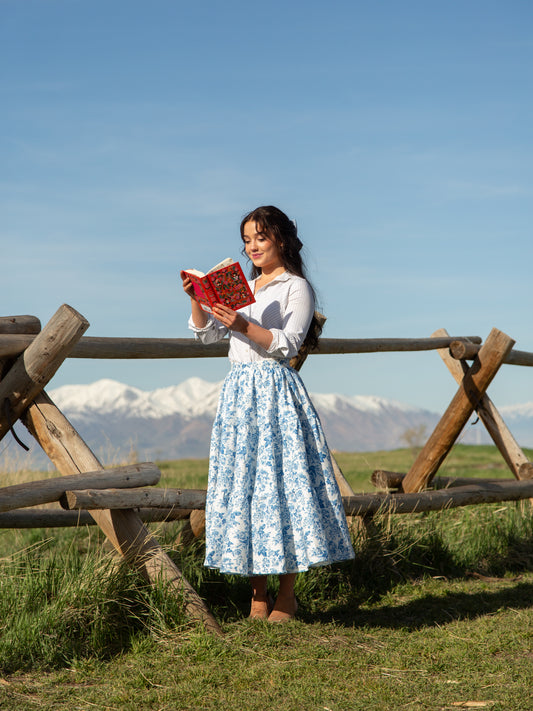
[242,221,283,273]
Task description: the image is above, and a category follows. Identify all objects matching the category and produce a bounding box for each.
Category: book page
[207,257,234,274]
[183,258,234,278]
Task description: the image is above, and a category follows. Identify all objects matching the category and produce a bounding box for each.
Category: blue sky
[2,0,532,413]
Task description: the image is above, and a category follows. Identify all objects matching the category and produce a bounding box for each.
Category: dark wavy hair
[240,205,323,352]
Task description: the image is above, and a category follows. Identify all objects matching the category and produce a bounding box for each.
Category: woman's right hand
[181,271,208,328]
[180,271,197,301]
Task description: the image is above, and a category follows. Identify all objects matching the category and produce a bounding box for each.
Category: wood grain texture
[433,328,530,480]
[21,391,222,634]
[402,328,515,493]
[0,463,161,513]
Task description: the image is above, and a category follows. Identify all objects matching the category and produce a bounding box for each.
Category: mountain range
[6,378,533,469]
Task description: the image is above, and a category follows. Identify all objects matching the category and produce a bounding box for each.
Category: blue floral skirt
[204,360,355,576]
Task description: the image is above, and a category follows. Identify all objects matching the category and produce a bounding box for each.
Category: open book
[182,258,255,313]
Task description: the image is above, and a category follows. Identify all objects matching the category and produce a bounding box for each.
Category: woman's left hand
[212,304,249,334]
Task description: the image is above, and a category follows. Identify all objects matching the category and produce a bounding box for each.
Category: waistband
[229,358,291,370]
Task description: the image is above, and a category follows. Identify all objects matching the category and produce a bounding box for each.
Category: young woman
[181,206,354,622]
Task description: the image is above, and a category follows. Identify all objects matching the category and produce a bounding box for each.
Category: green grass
[1,445,533,710]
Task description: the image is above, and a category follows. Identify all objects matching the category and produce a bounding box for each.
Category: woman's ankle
[250,575,268,600]
[277,573,297,599]
[251,592,270,602]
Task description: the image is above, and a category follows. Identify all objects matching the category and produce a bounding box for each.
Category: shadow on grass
[185,536,533,627]
[166,510,533,627]
[313,579,533,630]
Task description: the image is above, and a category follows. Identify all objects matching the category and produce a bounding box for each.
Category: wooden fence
[0,308,532,633]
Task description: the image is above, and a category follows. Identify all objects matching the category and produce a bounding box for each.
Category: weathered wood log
[315,336,483,355]
[402,328,516,493]
[428,476,512,489]
[519,463,533,480]
[177,508,206,546]
[433,328,531,481]
[450,341,533,367]
[0,315,41,334]
[0,335,37,358]
[62,487,207,511]
[0,317,39,376]
[0,463,161,513]
[344,478,533,516]
[73,337,228,359]
[371,470,405,489]
[329,453,358,530]
[55,480,533,517]
[0,508,193,528]
[20,391,221,634]
[0,304,89,444]
[0,334,484,360]
[371,469,517,491]
[175,507,206,545]
[0,335,218,359]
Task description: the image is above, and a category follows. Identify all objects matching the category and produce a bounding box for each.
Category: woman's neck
[258,265,285,280]
[254,266,285,293]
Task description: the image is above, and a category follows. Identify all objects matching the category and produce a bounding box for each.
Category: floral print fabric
[204,359,355,575]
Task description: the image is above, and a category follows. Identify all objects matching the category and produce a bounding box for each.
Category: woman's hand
[213,303,273,349]
[212,304,249,334]
[180,271,197,301]
[180,271,208,328]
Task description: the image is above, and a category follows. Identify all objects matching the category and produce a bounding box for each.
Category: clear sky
[2,0,532,413]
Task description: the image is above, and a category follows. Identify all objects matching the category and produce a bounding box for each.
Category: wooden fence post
[432,328,531,480]
[0,305,88,443]
[401,328,515,493]
[20,390,221,634]
[0,307,220,633]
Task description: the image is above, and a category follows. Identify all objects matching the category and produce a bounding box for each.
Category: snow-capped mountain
[5,378,532,469]
[52,378,222,420]
[499,402,533,420]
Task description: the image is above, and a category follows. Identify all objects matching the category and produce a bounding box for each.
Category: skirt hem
[204,552,355,577]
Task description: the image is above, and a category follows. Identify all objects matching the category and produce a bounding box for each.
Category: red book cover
[183,259,255,313]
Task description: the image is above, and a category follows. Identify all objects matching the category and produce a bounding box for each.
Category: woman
[181,206,354,622]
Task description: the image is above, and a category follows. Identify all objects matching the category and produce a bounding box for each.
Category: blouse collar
[252,269,291,292]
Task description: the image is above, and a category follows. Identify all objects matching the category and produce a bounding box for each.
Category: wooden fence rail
[56,480,533,517]
[0,508,192,528]
[2,332,532,365]
[0,334,484,359]
[450,340,533,367]
[0,463,161,513]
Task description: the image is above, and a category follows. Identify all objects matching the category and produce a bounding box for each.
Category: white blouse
[188,271,315,363]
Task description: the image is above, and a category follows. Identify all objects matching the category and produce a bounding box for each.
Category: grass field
[0,445,532,710]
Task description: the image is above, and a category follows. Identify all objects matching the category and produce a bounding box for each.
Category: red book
[182,258,255,313]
